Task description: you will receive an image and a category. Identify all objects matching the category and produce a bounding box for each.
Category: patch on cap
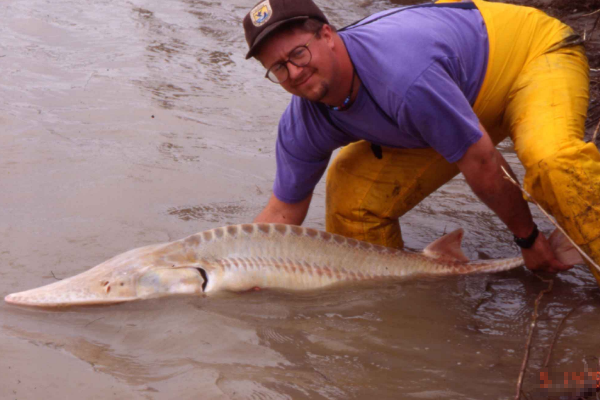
[250,0,273,27]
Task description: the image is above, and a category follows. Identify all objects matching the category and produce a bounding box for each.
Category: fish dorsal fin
[548,229,585,266]
[423,229,470,262]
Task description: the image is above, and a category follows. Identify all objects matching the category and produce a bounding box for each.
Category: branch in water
[592,119,600,144]
[514,276,554,400]
[583,9,600,17]
[543,300,587,368]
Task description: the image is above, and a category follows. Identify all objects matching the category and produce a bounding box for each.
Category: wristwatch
[514,224,539,249]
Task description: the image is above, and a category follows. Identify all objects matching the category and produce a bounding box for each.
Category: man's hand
[254,193,312,225]
[521,231,573,273]
[456,124,571,273]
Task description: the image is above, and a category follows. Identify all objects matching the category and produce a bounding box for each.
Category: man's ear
[320,24,336,49]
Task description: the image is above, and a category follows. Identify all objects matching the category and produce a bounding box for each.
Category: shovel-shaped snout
[4,242,207,307]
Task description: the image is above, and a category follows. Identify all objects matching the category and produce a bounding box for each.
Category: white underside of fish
[4,223,525,307]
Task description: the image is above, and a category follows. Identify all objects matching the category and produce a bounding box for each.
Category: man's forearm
[467,154,535,237]
[456,129,535,238]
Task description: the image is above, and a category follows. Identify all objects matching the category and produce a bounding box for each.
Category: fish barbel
[5,223,576,307]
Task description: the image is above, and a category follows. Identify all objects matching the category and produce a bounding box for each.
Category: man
[242,0,600,280]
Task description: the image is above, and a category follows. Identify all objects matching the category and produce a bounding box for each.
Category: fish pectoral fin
[423,229,470,262]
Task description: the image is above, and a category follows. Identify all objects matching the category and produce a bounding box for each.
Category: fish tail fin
[548,229,585,266]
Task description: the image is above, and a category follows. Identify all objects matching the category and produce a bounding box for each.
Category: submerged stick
[514,277,554,400]
[592,119,600,144]
[543,300,586,368]
[500,166,600,274]
[520,390,532,400]
[589,13,600,41]
[583,9,600,17]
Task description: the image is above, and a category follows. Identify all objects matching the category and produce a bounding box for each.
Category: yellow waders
[325,0,600,282]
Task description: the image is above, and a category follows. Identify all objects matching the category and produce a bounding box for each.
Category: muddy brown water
[1,0,599,399]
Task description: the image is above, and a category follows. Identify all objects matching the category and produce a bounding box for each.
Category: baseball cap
[243,0,329,59]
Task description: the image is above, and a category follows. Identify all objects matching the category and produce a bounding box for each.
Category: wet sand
[1,0,599,399]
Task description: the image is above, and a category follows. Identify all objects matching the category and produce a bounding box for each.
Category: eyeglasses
[265,31,319,84]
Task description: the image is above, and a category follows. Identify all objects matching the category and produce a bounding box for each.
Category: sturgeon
[4,223,579,307]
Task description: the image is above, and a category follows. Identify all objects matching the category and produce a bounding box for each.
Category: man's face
[255,26,336,103]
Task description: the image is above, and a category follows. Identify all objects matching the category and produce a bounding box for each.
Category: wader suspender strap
[316,1,478,159]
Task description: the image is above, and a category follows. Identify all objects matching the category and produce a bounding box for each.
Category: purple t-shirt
[274,5,489,203]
